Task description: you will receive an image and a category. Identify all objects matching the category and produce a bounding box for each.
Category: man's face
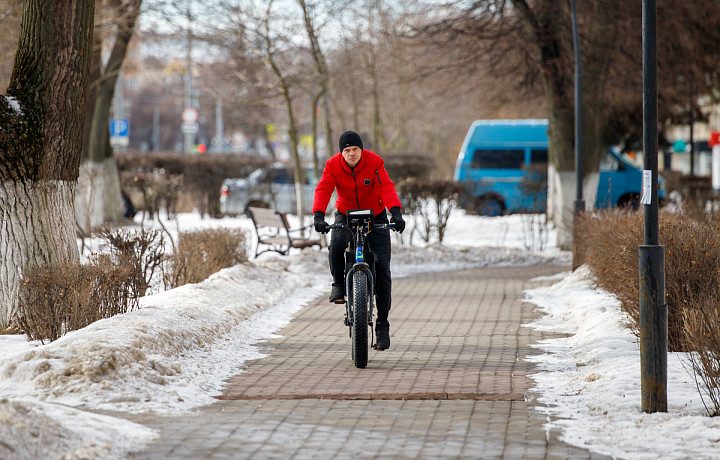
[342,146,362,167]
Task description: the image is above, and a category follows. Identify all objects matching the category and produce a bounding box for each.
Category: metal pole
[152,106,159,152]
[183,3,194,155]
[571,0,584,213]
[571,0,585,269]
[215,97,223,153]
[690,81,695,175]
[640,0,667,413]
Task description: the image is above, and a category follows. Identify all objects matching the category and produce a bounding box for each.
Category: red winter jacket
[313,149,401,216]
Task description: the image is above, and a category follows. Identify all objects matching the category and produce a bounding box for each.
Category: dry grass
[165,228,249,288]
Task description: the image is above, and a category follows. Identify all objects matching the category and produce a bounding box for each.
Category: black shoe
[375,322,390,350]
[329,285,346,304]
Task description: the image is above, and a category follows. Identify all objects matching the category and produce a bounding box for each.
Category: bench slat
[247,207,320,257]
[249,207,287,227]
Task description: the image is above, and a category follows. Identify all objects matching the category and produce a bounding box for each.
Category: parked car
[454,119,666,216]
[220,164,319,215]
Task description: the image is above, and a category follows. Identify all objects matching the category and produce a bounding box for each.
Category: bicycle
[329,209,395,369]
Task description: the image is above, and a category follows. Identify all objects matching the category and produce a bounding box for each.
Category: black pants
[329,211,392,325]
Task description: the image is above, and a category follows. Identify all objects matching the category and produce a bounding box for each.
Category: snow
[0,209,717,459]
[525,266,720,459]
[3,96,22,115]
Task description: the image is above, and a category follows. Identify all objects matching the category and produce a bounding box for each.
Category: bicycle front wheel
[351,270,369,368]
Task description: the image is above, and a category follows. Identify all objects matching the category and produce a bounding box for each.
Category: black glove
[313,211,330,234]
[390,206,405,233]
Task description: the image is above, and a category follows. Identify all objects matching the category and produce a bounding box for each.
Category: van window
[530,149,548,164]
[471,149,524,169]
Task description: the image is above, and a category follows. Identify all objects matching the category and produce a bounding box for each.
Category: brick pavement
[129,265,612,459]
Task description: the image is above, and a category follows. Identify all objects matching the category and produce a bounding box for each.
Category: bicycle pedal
[372,344,387,351]
[332,298,346,304]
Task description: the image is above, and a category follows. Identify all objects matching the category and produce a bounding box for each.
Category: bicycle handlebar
[328,222,396,231]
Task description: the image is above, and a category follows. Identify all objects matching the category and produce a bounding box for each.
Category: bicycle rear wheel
[351,270,369,368]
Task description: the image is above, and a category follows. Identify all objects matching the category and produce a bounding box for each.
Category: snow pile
[0,399,155,460]
[525,266,720,460]
[0,261,324,414]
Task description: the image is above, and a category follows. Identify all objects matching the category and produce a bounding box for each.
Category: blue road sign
[110,119,130,147]
[110,119,129,137]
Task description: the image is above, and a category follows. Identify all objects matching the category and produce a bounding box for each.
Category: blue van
[453,119,664,216]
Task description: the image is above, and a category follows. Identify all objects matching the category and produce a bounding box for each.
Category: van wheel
[478,197,504,217]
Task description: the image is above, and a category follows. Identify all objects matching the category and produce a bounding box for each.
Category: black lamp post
[571,0,585,269]
[640,0,667,413]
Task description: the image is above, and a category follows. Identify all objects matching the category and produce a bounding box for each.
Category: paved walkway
[129,265,611,459]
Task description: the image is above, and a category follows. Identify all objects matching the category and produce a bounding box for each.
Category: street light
[640,0,667,414]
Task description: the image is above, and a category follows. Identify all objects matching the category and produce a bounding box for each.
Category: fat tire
[351,271,369,368]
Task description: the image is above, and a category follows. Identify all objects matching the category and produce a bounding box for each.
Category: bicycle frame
[334,209,394,329]
[328,209,395,367]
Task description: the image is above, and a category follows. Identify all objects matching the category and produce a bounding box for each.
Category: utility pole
[215,96,224,153]
[640,0,667,414]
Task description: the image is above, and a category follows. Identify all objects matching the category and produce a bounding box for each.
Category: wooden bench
[246,206,321,257]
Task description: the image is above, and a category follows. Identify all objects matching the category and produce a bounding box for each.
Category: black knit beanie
[338,131,363,152]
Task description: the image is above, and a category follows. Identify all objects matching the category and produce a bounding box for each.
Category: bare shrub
[15,257,138,343]
[95,227,165,297]
[116,151,268,219]
[577,210,720,352]
[683,303,720,416]
[384,155,434,181]
[165,228,249,288]
[397,178,459,244]
[121,170,183,220]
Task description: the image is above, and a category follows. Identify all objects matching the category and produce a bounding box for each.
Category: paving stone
[127,265,612,460]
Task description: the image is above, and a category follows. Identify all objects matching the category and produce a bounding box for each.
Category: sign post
[182,107,199,154]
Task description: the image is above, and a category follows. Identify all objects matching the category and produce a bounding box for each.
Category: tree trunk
[0,0,95,326]
[310,92,321,181]
[298,0,333,168]
[263,3,304,222]
[0,182,78,325]
[514,0,610,250]
[77,0,142,233]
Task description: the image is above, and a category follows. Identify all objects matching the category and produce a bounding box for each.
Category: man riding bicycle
[313,130,405,351]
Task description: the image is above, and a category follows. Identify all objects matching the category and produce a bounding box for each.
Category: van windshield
[471,149,524,169]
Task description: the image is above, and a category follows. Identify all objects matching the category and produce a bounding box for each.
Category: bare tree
[0,0,95,326]
[298,0,334,179]
[259,0,309,220]
[416,0,720,248]
[77,0,143,234]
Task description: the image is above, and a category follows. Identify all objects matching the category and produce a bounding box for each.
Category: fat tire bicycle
[329,209,395,369]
